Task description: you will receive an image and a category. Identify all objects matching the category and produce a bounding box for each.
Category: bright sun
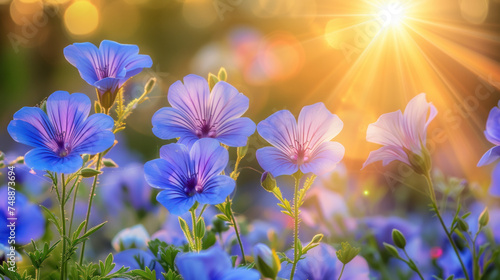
[378,2,406,27]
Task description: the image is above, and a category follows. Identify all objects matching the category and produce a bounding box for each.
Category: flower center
[290,141,311,165]
[195,118,217,138]
[54,131,71,158]
[183,174,203,197]
[98,65,111,79]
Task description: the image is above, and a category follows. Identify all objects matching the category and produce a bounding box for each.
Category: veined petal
[300,141,345,176]
[8,107,55,149]
[216,117,256,147]
[297,102,343,150]
[144,158,184,190]
[24,148,83,174]
[159,143,193,177]
[209,81,250,125]
[46,91,91,143]
[156,189,195,216]
[197,175,235,205]
[71,113,115,155]
[256,146,298,177]
[257,110,297,154]
[122,53,153,80]
[478,146,500,166]
[190,138,229,184]
[362,145,410,168]
[152,107,196,140]
[63,42,101,85]
[366,110,405,147]
[93,77,121,93]
[167,75,209,125]
[403,93,437,148]
[489,162,500,197]
[99,40,139,79]
[485,106,500,145]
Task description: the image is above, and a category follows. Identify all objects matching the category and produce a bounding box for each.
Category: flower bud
[111,224,150,252]
[479,207,489,228]
[457,218,469,232]
[237,144,249,158]
[406,147,431,175]
[253,243,280,280]
[261,171,277,192]
[392,229,406,249]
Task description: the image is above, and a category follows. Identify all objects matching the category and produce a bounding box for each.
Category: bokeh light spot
[64,0,99,36]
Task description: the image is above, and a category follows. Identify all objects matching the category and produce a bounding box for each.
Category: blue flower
[144,138,234,215]
[278,243,370,280]
[256,102,345,177]
[478,102,500,166]
[7,91,115,174]
[151,74,256,148]
[0,187,45,245]
[176,246,260,280]
[64,40,152,109]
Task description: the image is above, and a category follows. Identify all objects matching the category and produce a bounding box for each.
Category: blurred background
[1,0,500,248]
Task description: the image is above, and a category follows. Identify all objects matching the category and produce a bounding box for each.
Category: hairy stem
[68,176,81,234]
[290,174,302,280]
[60,174,67,280]
[79,153,103,265]
[424,173,469,280]
[227,198,246,264]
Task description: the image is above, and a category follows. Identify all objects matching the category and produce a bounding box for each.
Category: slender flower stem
[79,153,103,265]
[337,264,346,280]
[228,204,246,265]
[68,176,81,234]
[424,173,470,280]
[36,268,40,280]
[60,174,67,280]
[290,174,302,280]
[190,207,200,252]
[403,249,425,280]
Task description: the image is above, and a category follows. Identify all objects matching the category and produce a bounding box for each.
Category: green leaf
[337,241,362,265]
[102,158,119,168]
[40,205,62,234]
[218,67,227,81]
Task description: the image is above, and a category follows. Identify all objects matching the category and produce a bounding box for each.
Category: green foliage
[65,221,106,263]
[27,240,60,269]
[336,242,361,265]
[72,253,129,280]
[0,263,34,280]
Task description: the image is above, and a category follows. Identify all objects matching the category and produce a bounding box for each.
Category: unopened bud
[392,229,406,249]
[261,171,277,192]
[253,243,280,280]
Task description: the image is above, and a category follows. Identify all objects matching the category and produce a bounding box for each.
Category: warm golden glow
[64,0,99,36]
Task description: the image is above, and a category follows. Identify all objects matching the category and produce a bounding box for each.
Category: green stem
[403,249,425,280]
[68,176,81,234]
[337,264,346,280]
[424,173,470,280]
[228,201,246,264]
[290,174,302,280]
[79,153,103,265]
[472,233,479,280]
[60,174,67,280]
[36,268,40,280]
[190,208,200,252]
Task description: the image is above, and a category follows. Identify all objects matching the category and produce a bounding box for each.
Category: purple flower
[112,224,150,252]
[151,74,256,147]
[144,138,234,215]
[0,187,45,245]
[64,40,152,109]
[176,246,260,280]
[478,102,500,166]
[256,102,345,177]
[278,243,370,280]
[363,93,437,170]
[7,91,115,174]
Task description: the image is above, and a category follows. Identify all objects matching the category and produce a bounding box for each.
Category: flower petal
[71,113,115,155]
[156,188,195,216]
[216,117,256,147]
[297,102,343,150]
[256,146,298,177]
[176,247,232,280]
[478,146,500,167]
[363,145,410,168]
[24,148,83,174]
[144,158,188,192]
[152,107,196,140]
[93,77,121,93]
[222,268,260,280]
[45,91,91,142]
[366,110,406,147]
[489,162,500,197]
[209,81,250,125]
[63,42,101,85]
[403,93,437,148]
[167,74,209,125]
[190,138,229,184]
[257,110,297,155]
[158,143,193,178]
[197,175,235,205]
[485,106,500,145]
[99,40,138,79]
[300,141,345,175]
[8,107,55,149]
